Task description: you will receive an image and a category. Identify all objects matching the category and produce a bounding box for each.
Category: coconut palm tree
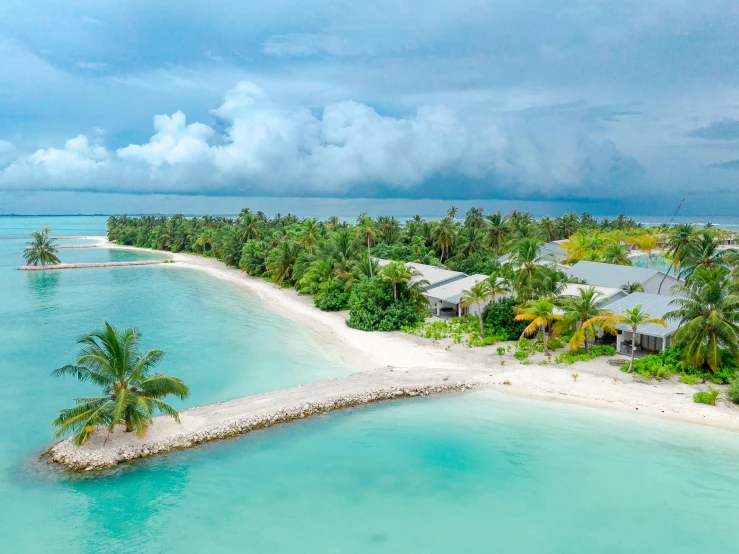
[23,229,61,266]
[461,281,492,337]
[51,322,190,445]
[356,216,377,278]
[657,223,695,293]
[446,205,458,220]
[483,211,509,255]
[507,238,553,299]
[381,261,417,302]
[514,298,563,355]
[610,305,666,372]
[555,287,608,352]
[299,219,322,250]
[464,207,484,229]
[267,240,301,285]
[621,281,644,294]
[665,265,739,372]
[487,269,511,303]
[627,233,660,268]
[679,229,730,280]
[432,218,456,263]
[603,244,632,266]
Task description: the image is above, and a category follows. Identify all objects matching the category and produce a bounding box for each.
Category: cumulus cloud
[0,81,639,198]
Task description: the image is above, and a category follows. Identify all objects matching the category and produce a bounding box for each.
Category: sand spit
[57,244,99,249]
[47,367,478,472]
[18,260,168,271]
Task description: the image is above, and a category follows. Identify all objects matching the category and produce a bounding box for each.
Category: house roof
[426,274,491,304]
[375,259,466,289]
[565,261,666,289]
[497,240,566,264]
[603,292,681,337]
[557,283,627,305]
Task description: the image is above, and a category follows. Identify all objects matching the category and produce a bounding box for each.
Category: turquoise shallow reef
[2,216,739,553]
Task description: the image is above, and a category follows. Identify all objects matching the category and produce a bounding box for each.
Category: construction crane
[668,199,685,226]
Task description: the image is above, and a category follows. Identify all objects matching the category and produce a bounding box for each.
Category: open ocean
[2,215,739,553]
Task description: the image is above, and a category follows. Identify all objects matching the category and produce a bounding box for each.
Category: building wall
[643,273,681,295]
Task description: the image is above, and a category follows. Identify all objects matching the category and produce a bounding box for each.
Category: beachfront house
[604,293,681,354]
[564,261,682,295]
[556,283,628,307]
[424,274,497,317]
[497,240,568,265]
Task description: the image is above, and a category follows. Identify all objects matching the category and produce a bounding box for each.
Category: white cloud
[0,81,639,197]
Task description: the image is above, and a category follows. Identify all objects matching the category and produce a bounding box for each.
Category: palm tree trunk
[477,304,484,337]
[628,326,636,372]
[583,319,589,352]
[541,324,549,355]
[393,283,397,302]
[125,419,134,433]
[367,237,373,278]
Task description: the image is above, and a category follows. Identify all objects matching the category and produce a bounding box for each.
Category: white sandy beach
[94,238,739,433]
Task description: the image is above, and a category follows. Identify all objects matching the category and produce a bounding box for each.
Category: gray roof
[565,261,665,289]
[426,274,490,304]
[604,292,681,337]
[497,240,565,264]
[375,259,466,289]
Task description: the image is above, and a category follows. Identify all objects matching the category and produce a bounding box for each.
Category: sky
[1,0,739,215]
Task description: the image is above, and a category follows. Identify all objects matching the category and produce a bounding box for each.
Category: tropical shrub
[621,347,737,383]
[313,279,350,311]
[555,345,616,365]
[482,298,528,340]
[693,387,720,405]
[347,278,424,331]
[726,374,739,405]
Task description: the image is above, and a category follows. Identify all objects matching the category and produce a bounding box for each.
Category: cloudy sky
[1,0,738,215]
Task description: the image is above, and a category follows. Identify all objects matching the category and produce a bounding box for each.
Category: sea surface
[2,216,739,553]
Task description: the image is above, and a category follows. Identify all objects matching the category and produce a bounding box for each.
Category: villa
[424,274,497,317]
[498,240,568,264]
[604,292,681,354]
[564,261,682,295]
[556,283,628,307]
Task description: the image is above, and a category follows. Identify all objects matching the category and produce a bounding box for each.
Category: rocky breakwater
[45,367,479,472]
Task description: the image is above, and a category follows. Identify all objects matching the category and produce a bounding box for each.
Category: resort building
[497,240,568,264]
[375,259,466,289]
[564,261,682,295]
[604,292,681,354]
[425,274,496,317]
[556,283,628,307]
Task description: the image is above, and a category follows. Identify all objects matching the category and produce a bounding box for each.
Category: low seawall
[46,367,478,472]
[18,260,168,271]
[57,245,99,249]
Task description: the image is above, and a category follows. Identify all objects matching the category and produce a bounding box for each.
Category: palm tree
[679,229,729,280]
[432,218,456,263]
[555,287,608,352]
[603,244,632,266]
[657,223,695,293]
[627,233,660,268]
[23,229,61,266]
[507,238,552,299]
[487,269,510,303]
[514,298,563,355]
[446,206,458,220]
[611,305,666,372]
[665,266,739,372]
[461,281,492,337]
[267,240,301,285]
[357,216,377,278]
[483,211,509,255]
[621,281,644,294]
[381,261,416,302]
[299,219,322,250]
[51,322,190,445]
[464,207,484,228]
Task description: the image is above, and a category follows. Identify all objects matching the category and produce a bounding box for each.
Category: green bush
[693,387,720,405]
[347,278,424,331]
[482,298,528,341]
[623,347,737,383]
[727,374,739,405]
[555,345,616,365]
[313,279,350,311]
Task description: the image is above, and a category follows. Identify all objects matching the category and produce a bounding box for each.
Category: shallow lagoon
[2,216,739,553]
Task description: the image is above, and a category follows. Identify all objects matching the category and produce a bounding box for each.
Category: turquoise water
[2,216,739,553]
[631,254,673,272]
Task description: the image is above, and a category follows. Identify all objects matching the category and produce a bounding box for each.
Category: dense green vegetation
[52,322,190,445]
[23,227,60,266]
[107,210,739,380]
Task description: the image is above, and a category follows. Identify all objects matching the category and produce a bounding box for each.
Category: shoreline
[94,238,739,433]
[44,236,739,470]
